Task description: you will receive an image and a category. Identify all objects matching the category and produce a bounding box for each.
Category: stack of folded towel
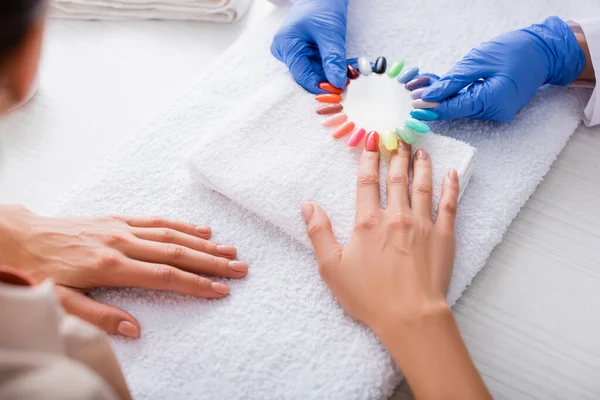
[50,0,253,22]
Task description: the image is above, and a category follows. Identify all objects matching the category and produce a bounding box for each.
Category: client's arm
[301,141,491,399]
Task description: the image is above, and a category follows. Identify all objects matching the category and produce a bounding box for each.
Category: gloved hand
[418,16,585,122]
[271,0,349,94]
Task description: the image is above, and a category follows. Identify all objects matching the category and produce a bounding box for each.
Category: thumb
[57,286,141,339]
[315,31,348,89]
[421,56,486,102]
[301,203,342,277]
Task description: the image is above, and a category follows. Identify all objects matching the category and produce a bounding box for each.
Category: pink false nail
[322,112,348,128]
[332,121,356,139]
[411,88,426,100]
[347,127,366,147]
[411,99,440,109]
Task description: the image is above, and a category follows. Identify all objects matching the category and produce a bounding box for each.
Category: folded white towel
[51,1,599,398]
[50,0,252,22]
[186,75,477,250]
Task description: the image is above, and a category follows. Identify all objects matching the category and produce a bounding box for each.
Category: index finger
[112,215,211,239]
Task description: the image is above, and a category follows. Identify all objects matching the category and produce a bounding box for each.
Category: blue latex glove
[270,0,349,94]
[419,16,585,122]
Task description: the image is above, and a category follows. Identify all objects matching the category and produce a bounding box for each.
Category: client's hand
[302,143,491,399]
[0,205,248,338]
[302,143,457,330]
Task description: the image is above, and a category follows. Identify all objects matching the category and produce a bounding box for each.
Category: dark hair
[0,1,45,67]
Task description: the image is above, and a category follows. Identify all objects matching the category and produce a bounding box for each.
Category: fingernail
[228,261,249,273]
[398,139,411,149]
[365,130,380,152]
[415,149,428,160]
[117,321,139,338]
[449,169,459,182]
[211,282,230,295]
[216,245,237,256]
[301,203,314,221]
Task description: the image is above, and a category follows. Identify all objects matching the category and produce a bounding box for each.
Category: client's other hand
[0,205,249,338]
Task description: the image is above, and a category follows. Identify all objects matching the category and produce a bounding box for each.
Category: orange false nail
[315,94,342,104]
[332,121,356,139]
[318,82,344,94]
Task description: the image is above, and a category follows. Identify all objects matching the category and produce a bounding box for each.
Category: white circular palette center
[343,72,414,135]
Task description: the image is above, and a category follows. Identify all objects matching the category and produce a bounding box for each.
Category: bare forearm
[375,305,491,400]
[573,29,595,81]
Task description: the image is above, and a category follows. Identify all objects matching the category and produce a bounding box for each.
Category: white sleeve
[571,18,600,126]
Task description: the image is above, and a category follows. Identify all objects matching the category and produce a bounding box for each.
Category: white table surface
[2,3,600,399]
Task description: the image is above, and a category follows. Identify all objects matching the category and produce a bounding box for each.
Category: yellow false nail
[382,130,398,151]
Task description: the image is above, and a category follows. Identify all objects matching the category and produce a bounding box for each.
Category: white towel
[50,0,252,22]
[51,1,599,399]
[186,75,477,249]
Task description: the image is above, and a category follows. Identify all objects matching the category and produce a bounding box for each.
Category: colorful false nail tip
[358,57,372,76]
[332,121,356,139]
[347,127,366,147]
[410,109,438,121]
[382,130,398,151]
[395,125,417,145]
[410,88,426,100]
[316,103,343,115]
[411,99,440,109]
[318,82,344,94]
[315,94,343,104]
[322,113,348,128]
[373,56,387,74]
[365,131,380,152]
[346,65,360,80]
[405,118,430,134]
[405,76,430,91]
[346,79,351,86]
[387,60,405,78]
[397,67,419,83]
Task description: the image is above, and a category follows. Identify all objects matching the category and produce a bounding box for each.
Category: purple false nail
[405,76,430,91]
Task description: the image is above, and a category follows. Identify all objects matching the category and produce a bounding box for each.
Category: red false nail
[347,65,360,80]
[318,82,344,94]
[365,131,380,152]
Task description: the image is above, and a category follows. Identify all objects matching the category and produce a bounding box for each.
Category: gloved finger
[427,82,486,120]
[346,57,359,69]
[288,49,327,94]
[421,56,487,102]
[271,36,326,94]
[315,31,348,89]
[57,286,141,338]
